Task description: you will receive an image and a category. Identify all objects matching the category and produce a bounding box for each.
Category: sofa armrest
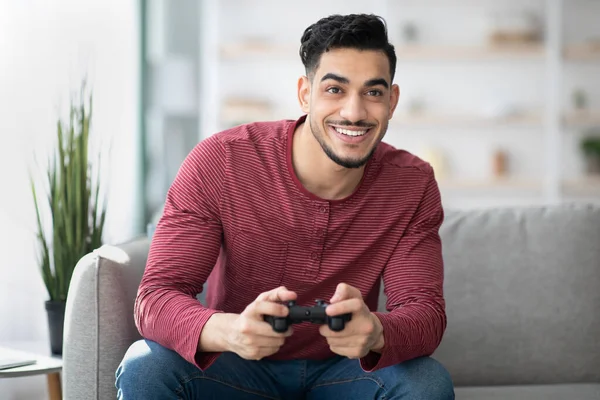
[63,237,150,400]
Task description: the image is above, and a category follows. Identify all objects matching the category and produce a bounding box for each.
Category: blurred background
[1,0,599,397]
[142,0,600,217]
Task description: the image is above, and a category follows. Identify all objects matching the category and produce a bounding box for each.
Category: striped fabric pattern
[135,115,446,372]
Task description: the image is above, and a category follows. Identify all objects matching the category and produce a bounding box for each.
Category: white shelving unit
[188,0,600,209]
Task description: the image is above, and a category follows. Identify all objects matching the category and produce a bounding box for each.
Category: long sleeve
[361,170,447,371]
[134,135,227,370]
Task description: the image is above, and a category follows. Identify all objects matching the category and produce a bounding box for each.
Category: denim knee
[115,339,186,391]
[396,356,455,399]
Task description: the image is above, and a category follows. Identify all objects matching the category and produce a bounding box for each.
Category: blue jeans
[116,340,454,399]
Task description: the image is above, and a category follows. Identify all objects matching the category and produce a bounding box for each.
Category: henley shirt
[134,114,447,372]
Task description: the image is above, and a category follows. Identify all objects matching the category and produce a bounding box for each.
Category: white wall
[0,1,140,398]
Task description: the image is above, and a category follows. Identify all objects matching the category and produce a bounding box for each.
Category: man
[116,13,454,400]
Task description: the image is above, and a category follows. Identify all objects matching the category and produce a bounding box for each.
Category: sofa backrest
[431,203,600,386]
[63,238,149,400]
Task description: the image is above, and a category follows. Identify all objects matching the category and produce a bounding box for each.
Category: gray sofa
[62,203,600,399]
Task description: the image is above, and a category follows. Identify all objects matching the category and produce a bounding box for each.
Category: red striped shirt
[135,115,446,372]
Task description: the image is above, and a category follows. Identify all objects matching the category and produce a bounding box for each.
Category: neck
[292,119,367,201]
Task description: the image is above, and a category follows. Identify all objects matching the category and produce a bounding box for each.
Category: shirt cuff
[181,308,224,370]
[359,312,395,372]
[194,351,222,371]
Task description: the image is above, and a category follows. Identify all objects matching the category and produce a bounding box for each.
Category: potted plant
[30,87,107,355]
[581,133,600,175]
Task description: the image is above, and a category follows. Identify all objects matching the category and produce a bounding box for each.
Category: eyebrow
[321,73,349,85]
[320,73,389,89]
[364,78,389,89]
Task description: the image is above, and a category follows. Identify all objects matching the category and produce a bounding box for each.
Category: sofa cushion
[455,383,600,400]
[432,203,600,386]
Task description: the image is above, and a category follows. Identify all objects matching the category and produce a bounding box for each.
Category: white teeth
[333,127,368,136]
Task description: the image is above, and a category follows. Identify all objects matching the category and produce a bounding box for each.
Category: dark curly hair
[299,14,396,82]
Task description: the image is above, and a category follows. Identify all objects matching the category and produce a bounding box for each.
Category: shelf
[563,111,600,128]
[564,43,600,61]
[438,177,600,196]
[438,178,542,191]
[220,42,296,60]
[395,44,545,61]
[220,42,545,61]
[562,177,600,195]
[392,113,542,128]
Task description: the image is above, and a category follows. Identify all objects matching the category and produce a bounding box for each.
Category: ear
[388,84,400,119]
[297,75,311,114]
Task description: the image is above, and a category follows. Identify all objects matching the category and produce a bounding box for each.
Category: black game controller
[264,299,352,333]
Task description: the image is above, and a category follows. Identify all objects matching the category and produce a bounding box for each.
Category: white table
[0,343,63,400]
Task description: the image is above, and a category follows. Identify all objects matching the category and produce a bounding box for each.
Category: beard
[309,117,382,169]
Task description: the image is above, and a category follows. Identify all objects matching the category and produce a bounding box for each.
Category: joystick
[264,299,352,333]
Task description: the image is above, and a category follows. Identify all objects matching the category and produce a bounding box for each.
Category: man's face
[299,48,399,169]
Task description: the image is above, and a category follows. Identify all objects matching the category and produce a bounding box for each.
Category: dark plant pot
[45,300,66,355]
[585,155,600,175]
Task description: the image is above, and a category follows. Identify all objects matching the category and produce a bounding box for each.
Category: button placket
[306,202,329,279]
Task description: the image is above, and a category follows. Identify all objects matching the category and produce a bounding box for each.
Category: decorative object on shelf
[492,149,509,178]
[401,22,419,44]
[487,10,543,46]
[407,97,426,115]
[580,37,600,51]
[580,133,600,175]
[564,38,600,60]
[30,84,107,355]
[420,147,448,179]
[572,89,588,111]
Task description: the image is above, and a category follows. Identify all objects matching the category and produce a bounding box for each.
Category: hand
[225,286,297,360]
[319,283,384,359]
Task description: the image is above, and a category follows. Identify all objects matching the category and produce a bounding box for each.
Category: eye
[366,89,383,97]
[326,87,341,94]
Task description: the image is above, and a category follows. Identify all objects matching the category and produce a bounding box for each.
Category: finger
[324,336,355,347]
[319,323,355,338]
[329,346,366,359]
[330,283,362,303]
[325,298,363,317]
[257,286,297,303]
[247,300,289,320]
[240,346,282,361]
[256,321,295,338]
[257,346,283,358]
[240,335,286,348]
[237,316,293,338]
[326,334,371,350]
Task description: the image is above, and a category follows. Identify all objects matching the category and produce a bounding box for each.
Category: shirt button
[311,252,319,260]
[317,229,325,237]
[319,206,328,213]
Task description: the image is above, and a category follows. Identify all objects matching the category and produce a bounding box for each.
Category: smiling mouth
[331,126,371,137]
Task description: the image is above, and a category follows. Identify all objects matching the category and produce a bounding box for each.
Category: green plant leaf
[30,84,107,303]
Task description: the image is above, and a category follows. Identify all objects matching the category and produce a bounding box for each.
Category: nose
[339,93,367,123]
